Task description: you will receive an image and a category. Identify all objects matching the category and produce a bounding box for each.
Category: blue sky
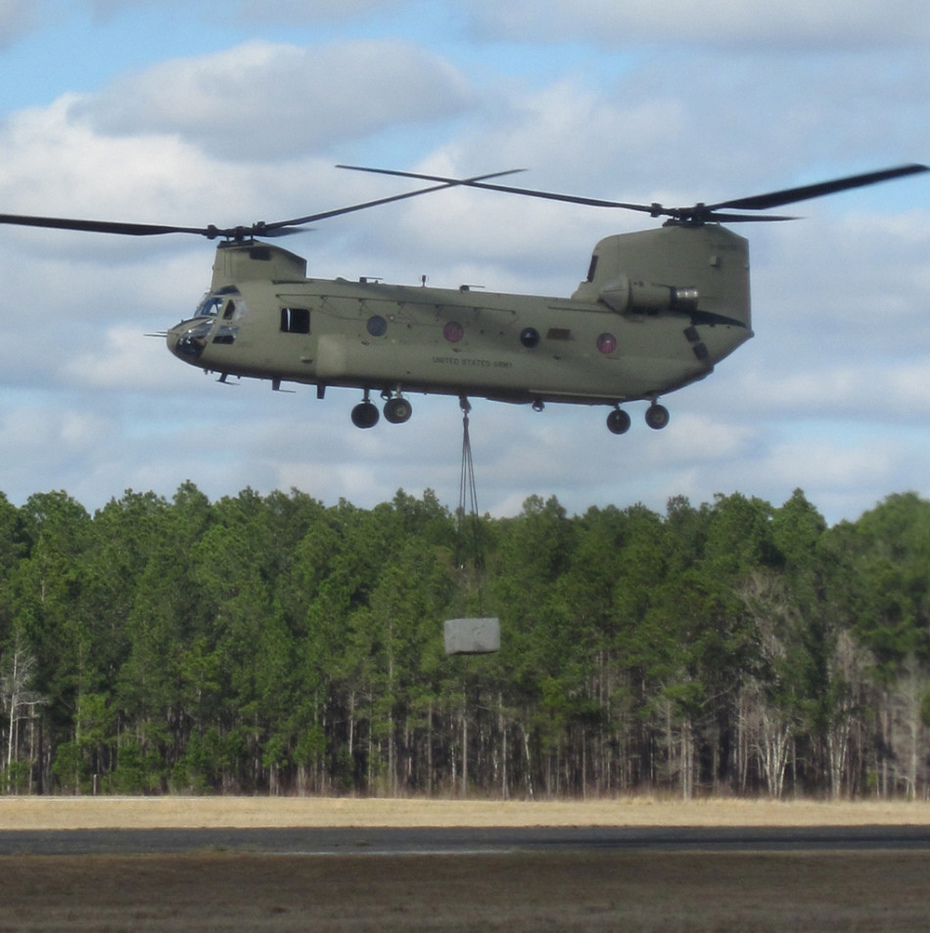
[0,0,928,523]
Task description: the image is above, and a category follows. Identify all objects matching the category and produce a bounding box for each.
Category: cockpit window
[195,294,223,317]
[196,287,243,319]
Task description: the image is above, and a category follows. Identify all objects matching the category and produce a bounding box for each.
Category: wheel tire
[606,409,631,435]
[351,401,380,429]
[645,404,670,430]
[384,397,413,424]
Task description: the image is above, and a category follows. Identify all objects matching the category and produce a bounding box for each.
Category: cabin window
[367,315,388,337]
[520,327,540,348]
[281,307,311,334]
[444,321,465,343]
[597,333,617,354]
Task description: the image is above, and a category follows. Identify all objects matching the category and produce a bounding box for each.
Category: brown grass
[3,794,930,830]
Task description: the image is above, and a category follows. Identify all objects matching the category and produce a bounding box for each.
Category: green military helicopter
[0,163,925,433]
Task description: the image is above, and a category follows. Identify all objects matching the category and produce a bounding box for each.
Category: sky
[0,0,928,524]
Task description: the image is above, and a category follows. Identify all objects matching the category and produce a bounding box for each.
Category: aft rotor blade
[340,162,930,224]
[337,165,659,215]
[267,168,527,232]
[706,163,929,213]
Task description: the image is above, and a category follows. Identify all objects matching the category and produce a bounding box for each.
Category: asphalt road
[3,824,930,856]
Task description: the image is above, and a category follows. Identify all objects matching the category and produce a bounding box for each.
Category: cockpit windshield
[195,286,242,319]
[195,294,223,317]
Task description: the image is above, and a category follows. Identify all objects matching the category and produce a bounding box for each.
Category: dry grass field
[2,797,930,932]
[3,793,930,830]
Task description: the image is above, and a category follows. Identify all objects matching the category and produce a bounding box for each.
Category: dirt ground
[2,798,930,932]
[2,849,929,932]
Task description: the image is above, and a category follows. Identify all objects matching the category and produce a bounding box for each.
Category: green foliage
[1,482,930,799]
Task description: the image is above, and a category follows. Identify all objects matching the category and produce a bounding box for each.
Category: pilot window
[195,295,223,317]
[281,307,311,334]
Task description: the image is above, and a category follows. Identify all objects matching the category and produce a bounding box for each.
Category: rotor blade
[706,163,929,213]
[266,169,526,232]
[340,162,930,224]
[695,213,799,223]
[337,165,661,215]
[0,213,217,237]
[0,171,523,241]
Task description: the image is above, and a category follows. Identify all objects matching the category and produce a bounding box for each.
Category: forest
[1,483,929,800]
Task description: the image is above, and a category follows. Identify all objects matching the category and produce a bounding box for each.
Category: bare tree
[888,654,929,799]
[2,634,48,789]
[738,571,799,798]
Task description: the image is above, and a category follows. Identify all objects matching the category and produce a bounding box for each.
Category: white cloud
[232,0,394,23]
[467,0,930,49]
[0,0,36,47]
[73,39,473,161]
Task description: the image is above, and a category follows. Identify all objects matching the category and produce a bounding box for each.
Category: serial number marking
[432,357,513,369]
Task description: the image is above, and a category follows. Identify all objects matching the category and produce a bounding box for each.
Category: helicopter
[0,162,926,434]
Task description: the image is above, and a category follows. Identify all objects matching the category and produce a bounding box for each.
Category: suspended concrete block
[444,617,500,655]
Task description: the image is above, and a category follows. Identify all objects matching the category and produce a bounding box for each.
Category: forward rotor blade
[267,168,526,232]
[337,165,659,215]
[0,171,523,242]
[706,163,929,213]
[0,213,216,237]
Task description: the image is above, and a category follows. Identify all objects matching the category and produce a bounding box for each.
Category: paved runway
[3,824,930,856]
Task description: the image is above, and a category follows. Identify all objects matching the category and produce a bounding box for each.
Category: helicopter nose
[167,319,213,360]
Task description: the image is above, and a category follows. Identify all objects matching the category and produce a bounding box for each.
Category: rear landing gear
[645,403,670,430]
[606,408,631,435]
[351,390,413,428]
[605,402,670,434]
[384,396,413,424]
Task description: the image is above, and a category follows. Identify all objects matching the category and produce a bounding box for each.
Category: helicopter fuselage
[167,223,753,430]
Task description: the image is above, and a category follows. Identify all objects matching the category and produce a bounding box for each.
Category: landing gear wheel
[351,401,380,429]
[606,408,631,435]
[384,396,413,424]
[645,403,670,430]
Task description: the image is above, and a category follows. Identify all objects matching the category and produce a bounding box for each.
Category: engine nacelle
[572,224,751,329]
[598,276,700,315]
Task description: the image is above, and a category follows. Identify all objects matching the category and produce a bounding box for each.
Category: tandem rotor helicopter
[0,162,926,434]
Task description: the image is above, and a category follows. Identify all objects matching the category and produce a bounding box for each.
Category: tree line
[1,482,929,799]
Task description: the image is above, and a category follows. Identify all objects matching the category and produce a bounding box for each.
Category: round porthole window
[367,315,388,337]
[520,327,540,348]
[597,333,617,354]
[444,321,465,343]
